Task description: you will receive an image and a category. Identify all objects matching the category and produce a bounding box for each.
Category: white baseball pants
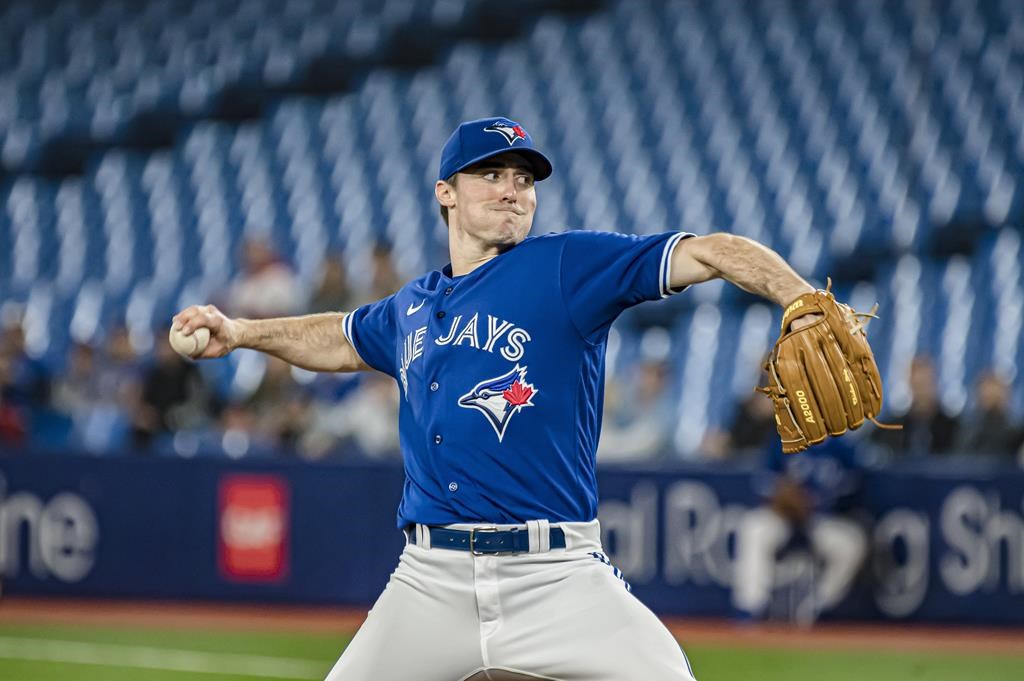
[731,507,868,617]
[324,520,697,681]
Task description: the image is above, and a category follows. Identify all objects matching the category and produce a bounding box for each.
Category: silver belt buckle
[469,526,515,556]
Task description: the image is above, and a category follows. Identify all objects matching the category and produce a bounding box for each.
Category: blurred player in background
[173,116,829,680]
[732,438,868,624]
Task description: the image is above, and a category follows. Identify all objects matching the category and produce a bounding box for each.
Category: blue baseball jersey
[754,438,863,514]
[344,229,693,528]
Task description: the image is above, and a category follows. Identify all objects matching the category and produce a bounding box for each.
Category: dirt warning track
[1,597,1021,656]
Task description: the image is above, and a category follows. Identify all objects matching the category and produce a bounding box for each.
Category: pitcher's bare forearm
[670,233,814,306]
[703,234,813,305]
[235,313,368,372]
[172,304,369,370]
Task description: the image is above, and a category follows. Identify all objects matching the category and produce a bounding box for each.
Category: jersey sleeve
[343,295,398,378]
[559,230,694,340]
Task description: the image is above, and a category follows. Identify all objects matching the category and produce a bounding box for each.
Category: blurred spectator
[62,327,147,454]
[96,326,141,400]
[871,356,958,459]
[369,242,402,301]
[953,371,1024,462]
[701,392,777,461]
[598,358,674,463]
[212,401,277,459]
[0,352,27,446]
[247,356,313,452]
[309,253,358,313]
[228,237,305,318]
[728,393,777,453]
[732,439,867,624]
[51,342,98,419]
[110,327,148,440]
[136,334,215,448]
[301,372,400,460]
[0,321,51,410]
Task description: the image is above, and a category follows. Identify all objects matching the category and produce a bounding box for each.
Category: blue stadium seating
[2,0,1023,455]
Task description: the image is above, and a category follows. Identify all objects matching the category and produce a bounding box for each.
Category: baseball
[168,326,210,359]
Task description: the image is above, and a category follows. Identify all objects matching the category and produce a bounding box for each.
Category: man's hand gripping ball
[169,304,238,360]
[759,282,894,454]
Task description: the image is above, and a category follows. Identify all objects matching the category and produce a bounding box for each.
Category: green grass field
[0,622,1021,681]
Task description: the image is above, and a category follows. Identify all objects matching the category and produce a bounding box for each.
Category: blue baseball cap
[438,117,553,182]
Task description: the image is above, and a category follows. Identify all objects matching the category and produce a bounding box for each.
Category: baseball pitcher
[173,117,884,680]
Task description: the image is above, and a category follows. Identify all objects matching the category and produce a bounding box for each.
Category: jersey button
[430,381,439,392]
[436,311,446,319]
[444,287,453,296]
[434,434,443,444]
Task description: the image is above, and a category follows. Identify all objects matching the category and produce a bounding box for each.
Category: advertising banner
[594,464,1024,625]
[217,474,290,582]
[1,454,1021,625]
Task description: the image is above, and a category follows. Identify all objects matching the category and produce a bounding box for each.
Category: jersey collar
[440,236,534,281]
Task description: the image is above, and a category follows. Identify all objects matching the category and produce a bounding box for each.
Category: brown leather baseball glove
[759,281,891,454]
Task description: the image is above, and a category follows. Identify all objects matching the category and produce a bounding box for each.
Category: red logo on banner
[218,475,289,582]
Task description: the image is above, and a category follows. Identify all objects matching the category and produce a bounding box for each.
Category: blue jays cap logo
[483,119,528,146]
[439,116,553,181]
[458,364,537,442]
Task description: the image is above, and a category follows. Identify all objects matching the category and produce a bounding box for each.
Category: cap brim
[450,148,553,181]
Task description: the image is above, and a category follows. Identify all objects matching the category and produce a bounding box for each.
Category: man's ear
[435,179,456,209]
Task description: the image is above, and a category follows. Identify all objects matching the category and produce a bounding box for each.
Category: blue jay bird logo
[483,120,528,146]
[458,364,538,441]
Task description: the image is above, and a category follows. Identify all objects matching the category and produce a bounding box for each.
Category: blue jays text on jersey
[344,229,693,528]
[400,313,533,396]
